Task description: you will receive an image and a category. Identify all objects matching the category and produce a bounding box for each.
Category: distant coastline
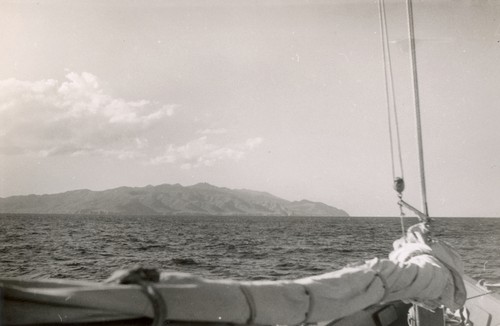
[0,183,349,217]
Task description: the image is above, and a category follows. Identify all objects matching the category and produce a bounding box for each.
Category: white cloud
[0,72,263,167]
[245,137,264,149]
[150,135,264,169]
[0,72,176,158]
[197,128,228,135]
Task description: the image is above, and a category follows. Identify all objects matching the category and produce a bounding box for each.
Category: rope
[466,291,493,301]
[373,270,389,304]
[301,285,314,325]
[240,284,257,324]
[378,0,405,181]
[378,0,406,238]
[105,267,167,326]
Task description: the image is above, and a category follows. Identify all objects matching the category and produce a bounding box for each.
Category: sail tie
[105,266,167,326]
[240,284,257,324]
[373,269,390,304]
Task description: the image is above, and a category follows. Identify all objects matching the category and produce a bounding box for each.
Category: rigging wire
[378,0,406,237]
[378,0,405,181]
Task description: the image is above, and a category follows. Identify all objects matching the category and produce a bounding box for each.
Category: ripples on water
[0,215,499,286]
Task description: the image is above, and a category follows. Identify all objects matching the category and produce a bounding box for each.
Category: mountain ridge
[0,183,349,217]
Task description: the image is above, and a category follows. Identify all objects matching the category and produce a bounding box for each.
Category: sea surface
[1,215,499,288]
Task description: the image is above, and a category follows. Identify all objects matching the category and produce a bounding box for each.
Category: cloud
[0,72,263,167]
[245,137,264,149]
[0,72,176,158]
[197,128,228,135]
[150,136,264,169]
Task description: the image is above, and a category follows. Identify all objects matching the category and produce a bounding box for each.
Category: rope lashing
[239,284,257,324]
[394,177,406,238]
[105,267,167,326]
[393,177,405,219]
[373,269,390,304]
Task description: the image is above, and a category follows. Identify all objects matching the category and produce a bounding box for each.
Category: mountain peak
[191,182,216,188]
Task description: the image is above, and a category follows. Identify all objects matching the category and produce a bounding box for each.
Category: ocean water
[1,215,499,287]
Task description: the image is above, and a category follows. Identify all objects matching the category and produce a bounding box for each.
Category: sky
[1,0,499,217]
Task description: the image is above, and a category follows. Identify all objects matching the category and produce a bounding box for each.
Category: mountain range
[0,183,348,217]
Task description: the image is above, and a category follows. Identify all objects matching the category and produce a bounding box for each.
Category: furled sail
[1,223,465,325]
